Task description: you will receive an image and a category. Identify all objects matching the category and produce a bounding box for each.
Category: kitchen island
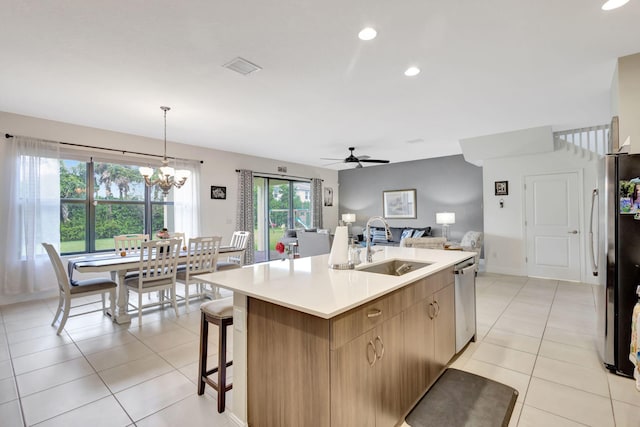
[198,246,475,427]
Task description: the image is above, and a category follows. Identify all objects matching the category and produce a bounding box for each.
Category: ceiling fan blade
[359,159,390,163]
[320,147,389,167]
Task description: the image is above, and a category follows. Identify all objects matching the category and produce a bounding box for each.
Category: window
[60,158,175,254]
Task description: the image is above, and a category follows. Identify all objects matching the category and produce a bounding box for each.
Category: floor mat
[405,368,519,427]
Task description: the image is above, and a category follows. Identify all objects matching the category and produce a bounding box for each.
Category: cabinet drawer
[404,268,453,305]
[330,293,399,350]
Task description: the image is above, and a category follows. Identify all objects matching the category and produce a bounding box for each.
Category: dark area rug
[405,368,519,427]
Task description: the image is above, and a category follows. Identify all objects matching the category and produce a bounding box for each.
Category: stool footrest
[201,377,234,393]
[204,360,233,377]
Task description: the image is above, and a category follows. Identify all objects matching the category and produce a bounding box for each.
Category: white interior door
[525,172,581,281]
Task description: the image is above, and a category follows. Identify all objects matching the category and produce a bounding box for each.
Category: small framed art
[495,181,508,196]
[211,186,227,200]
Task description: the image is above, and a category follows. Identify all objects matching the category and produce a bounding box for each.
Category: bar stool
[198,297,234,413]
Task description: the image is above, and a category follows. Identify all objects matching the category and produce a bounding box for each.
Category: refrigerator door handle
[589,188,598,276]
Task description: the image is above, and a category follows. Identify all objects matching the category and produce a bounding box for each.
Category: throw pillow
[372,229,388,243]
[400,229,414,240]
[413,229,425,238]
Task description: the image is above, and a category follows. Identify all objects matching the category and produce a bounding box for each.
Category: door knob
[568,230,578,234]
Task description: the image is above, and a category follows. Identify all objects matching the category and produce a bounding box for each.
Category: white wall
[617,53,640,153]
[483,144,598,283]
[460,126,554,167]
[0,110,339,250]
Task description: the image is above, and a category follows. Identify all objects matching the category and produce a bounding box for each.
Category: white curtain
[0,136,61,299]
[173,158,201,242]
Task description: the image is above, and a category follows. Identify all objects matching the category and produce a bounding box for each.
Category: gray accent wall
[338,155,483,242]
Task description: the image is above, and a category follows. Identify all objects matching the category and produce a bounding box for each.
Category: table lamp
[341,213,356,243]
[436,212,455,241]
[341,213,356,225]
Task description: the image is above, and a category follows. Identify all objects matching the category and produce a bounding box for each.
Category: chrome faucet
[365,216,392,263]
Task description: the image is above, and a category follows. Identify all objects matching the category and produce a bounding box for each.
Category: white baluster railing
[554,124,610,158]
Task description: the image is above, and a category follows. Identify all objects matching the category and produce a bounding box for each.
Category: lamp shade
[139,166,153,177]
[342,213,356,223]
[436,212,455,225]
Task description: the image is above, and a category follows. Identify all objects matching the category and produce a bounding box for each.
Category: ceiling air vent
[223,57,262,75]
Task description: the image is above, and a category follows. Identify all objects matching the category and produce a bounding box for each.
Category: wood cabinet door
[403,300,434,407]
[375,312,407,427]
[431,283,456,380]
[330,331,376,427]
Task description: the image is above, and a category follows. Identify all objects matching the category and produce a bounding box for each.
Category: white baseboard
[485,264,525,276]
[1,289,57,307]
[227,411,247,427]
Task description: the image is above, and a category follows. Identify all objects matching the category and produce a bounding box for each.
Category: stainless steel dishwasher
[454,259,477,353]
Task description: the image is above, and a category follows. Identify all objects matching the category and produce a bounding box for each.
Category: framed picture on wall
[383,189,417,219]
[324,187,334,206]
[211,186,227,199]
[494,181,508,196]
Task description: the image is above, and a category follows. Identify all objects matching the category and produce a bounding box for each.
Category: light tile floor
[447,274,640,427]
[1,274,639,426]
[0,287,235,427]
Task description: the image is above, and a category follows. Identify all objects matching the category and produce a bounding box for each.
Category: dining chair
[42,243,117,335]
[114,234,149,255]
[221,231,251,266]
[123,238,181,323]
[169,232,186,248]
[176,236,223,308]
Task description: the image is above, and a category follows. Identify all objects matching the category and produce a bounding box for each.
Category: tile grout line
[0,307,27,427]
[511,277,558,426]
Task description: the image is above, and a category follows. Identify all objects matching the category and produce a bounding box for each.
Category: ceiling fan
[322,147,390,168]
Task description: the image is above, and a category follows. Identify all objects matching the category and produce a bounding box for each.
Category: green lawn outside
[61,238,114,254]
[260,228,287,251]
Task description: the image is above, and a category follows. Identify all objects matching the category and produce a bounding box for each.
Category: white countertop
[197,246,475,319]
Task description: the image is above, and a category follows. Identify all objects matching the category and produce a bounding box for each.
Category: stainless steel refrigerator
[593,152,640,377]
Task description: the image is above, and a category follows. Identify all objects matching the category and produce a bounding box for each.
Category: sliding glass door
[253,177,310,262]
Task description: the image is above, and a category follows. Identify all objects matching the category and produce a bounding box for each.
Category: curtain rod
[236,169,323,182]
[4,133,204,164]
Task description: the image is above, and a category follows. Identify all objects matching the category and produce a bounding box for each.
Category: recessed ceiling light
[602,0,629,10]
[404,67,421,77]
[358,27,377,41]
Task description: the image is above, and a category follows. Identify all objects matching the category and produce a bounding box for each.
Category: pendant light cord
[161,106,170,162]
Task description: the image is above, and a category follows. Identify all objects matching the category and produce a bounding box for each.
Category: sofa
[356,226,433,246]
[296,229,332,257]
[400,236,446,249]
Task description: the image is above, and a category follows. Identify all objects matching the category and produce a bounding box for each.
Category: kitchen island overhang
[197,246,475,319]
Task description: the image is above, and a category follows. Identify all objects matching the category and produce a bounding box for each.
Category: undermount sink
[357,259,432,276]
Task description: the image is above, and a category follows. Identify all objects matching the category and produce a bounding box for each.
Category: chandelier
[139,106,190,196]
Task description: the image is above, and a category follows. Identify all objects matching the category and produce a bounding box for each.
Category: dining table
[69,246,245,324]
